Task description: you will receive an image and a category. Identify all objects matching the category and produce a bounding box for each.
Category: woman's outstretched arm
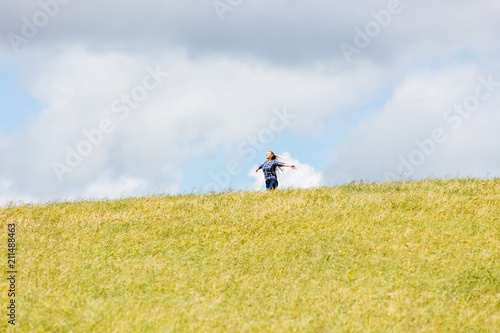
[255,163,265,173]
[283,164,297,169]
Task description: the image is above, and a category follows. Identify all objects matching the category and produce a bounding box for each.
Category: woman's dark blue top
[258,160,284,180]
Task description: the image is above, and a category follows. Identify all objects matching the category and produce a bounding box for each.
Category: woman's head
[266,151,283,171]
[266,151,278,160]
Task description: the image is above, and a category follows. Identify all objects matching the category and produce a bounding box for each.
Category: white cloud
[0,47,384,203]
[323,64,500,183]
[77,175,152,201]
[0,179,37,207]
[1,1,500,203]
[249,152,323,191]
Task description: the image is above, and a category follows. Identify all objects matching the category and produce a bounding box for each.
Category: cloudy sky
[1,0,500,205]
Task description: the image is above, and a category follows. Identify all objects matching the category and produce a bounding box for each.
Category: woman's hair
[268,151,284,172]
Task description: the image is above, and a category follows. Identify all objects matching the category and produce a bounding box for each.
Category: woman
[255,151,297,190]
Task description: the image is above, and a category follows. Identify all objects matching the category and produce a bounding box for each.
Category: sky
[1,0,500,205]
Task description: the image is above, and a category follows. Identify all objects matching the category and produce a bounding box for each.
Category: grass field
[1,178,499,332]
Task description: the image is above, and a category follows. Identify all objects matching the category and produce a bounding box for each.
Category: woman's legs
[265,178,278,190]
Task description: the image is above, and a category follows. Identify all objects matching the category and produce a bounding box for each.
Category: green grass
[1,178,500,332]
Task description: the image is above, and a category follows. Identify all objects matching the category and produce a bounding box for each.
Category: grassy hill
[1,178,499,332]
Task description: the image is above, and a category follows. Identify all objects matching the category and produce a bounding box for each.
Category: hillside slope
[1,178,499,332]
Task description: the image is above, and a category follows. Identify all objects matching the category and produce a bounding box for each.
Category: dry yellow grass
[1,178,499,332]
